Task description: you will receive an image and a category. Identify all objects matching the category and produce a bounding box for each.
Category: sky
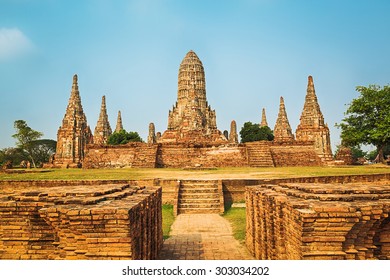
[1,0,390,152]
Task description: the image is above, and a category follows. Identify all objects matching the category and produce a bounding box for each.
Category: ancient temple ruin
[54,75,93,167]
[295,76,333,161]
[273,97,295,142]
[54,51,337,168]
[159,50,227,144]
[93,95,112,145]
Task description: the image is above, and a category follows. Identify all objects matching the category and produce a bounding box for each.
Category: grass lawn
[0,164,389,181]
[162,204,175,240]
[223,207,246,243]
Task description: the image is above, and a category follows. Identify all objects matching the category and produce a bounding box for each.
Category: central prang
[158,50,227,144]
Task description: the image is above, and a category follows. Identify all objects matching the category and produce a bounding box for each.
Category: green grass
[162,204,175,240]
[223,207,246,243]
[0,165,389,181]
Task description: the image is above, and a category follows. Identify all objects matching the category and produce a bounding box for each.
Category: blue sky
[1,0,389,151]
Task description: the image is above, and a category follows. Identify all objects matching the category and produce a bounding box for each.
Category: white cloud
[0,27,34,61]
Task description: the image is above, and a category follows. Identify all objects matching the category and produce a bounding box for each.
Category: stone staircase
[177,180,223,214]
[245,141,274,167]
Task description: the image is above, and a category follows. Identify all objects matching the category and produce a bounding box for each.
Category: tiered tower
[115,110,123,132]
[55,74,93,166]
[295,76,332,160]
[273,97,294,142]
[260,108,268,127]
[93,95,112,144]
[159,50,226,143]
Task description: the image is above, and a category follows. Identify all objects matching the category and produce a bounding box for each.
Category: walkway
[158,214,254,260]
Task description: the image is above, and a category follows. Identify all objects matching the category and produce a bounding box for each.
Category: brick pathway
[158,214,254,260]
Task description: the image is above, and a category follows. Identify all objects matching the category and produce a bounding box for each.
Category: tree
[336,85,390,163]
[107,129,143,145]
[239,122,274,143]
[12,120,43,168]
[0,147,28,167]
[30,139,57,166]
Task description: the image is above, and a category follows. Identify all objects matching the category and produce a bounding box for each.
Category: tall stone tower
[55,74,93,166]
[295,76,332,160]
[148,122,156,144]
[273,97,294,142]
[93,95,112,145]
[229,120,238,143]
[260,108,268,127]
[115,110,123,132]
[159,50,226,143]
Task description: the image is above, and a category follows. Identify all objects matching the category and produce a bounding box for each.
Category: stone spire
[55,74,93,166]
[159,50,226,143]
[93,95,112,145]
[148,123,156,144]
[273,96,294,142]
[115,110,123,133]
[229,120,238,143]
[260,108,268,127]
[296,76,332,160]
[297,76,325,128]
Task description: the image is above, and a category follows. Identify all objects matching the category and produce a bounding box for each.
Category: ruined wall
[270,142,323,166]
[157,143,248,168]
[223,174,390,208]
[81,140,327,168]
[0,183,162,260]
[83,143,157,168]
[246,181,390,260]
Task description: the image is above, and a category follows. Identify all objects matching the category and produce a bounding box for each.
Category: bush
[107,130,143,145]
[239,122,274,143]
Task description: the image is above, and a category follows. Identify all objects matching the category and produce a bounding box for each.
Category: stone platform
[0,183,162,260]
[246,181,390,260]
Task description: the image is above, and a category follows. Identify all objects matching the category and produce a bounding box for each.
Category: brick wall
[270,142,323,166]
[156,143,248,168]
[0,183,162,260]
[246,181,390,260]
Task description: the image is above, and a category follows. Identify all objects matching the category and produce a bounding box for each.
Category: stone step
[179,198,220,204]
[180,184,218,187]
[179,203,221,209]
[178,208,221,214]
[180,187,218,193]
[179,193,219,199]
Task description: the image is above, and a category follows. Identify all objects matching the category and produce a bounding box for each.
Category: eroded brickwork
[295,76,333,161]
[273,97,294,142]
[229,120,238,144]
[0,183,162,260]
[93,95,112,145]
[159,50,226,144]
[260,108,268,127]
[246,181,390,260]
[115,110,123,133]
[54,75,93,167]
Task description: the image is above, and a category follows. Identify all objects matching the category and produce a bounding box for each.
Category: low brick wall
[0,183,162,260]
[270,142,322,166]
[83,143,157,168]
[222,173,390,207]
[246,181,390,260]
[157,143,248,168]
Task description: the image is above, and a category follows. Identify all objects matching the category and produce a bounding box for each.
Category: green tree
[30,139,57,166]
[0,147,28,167]
[337,85,390,163]
[107,129,143,145]
[12,120,43,168]
[239,122,274,143]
